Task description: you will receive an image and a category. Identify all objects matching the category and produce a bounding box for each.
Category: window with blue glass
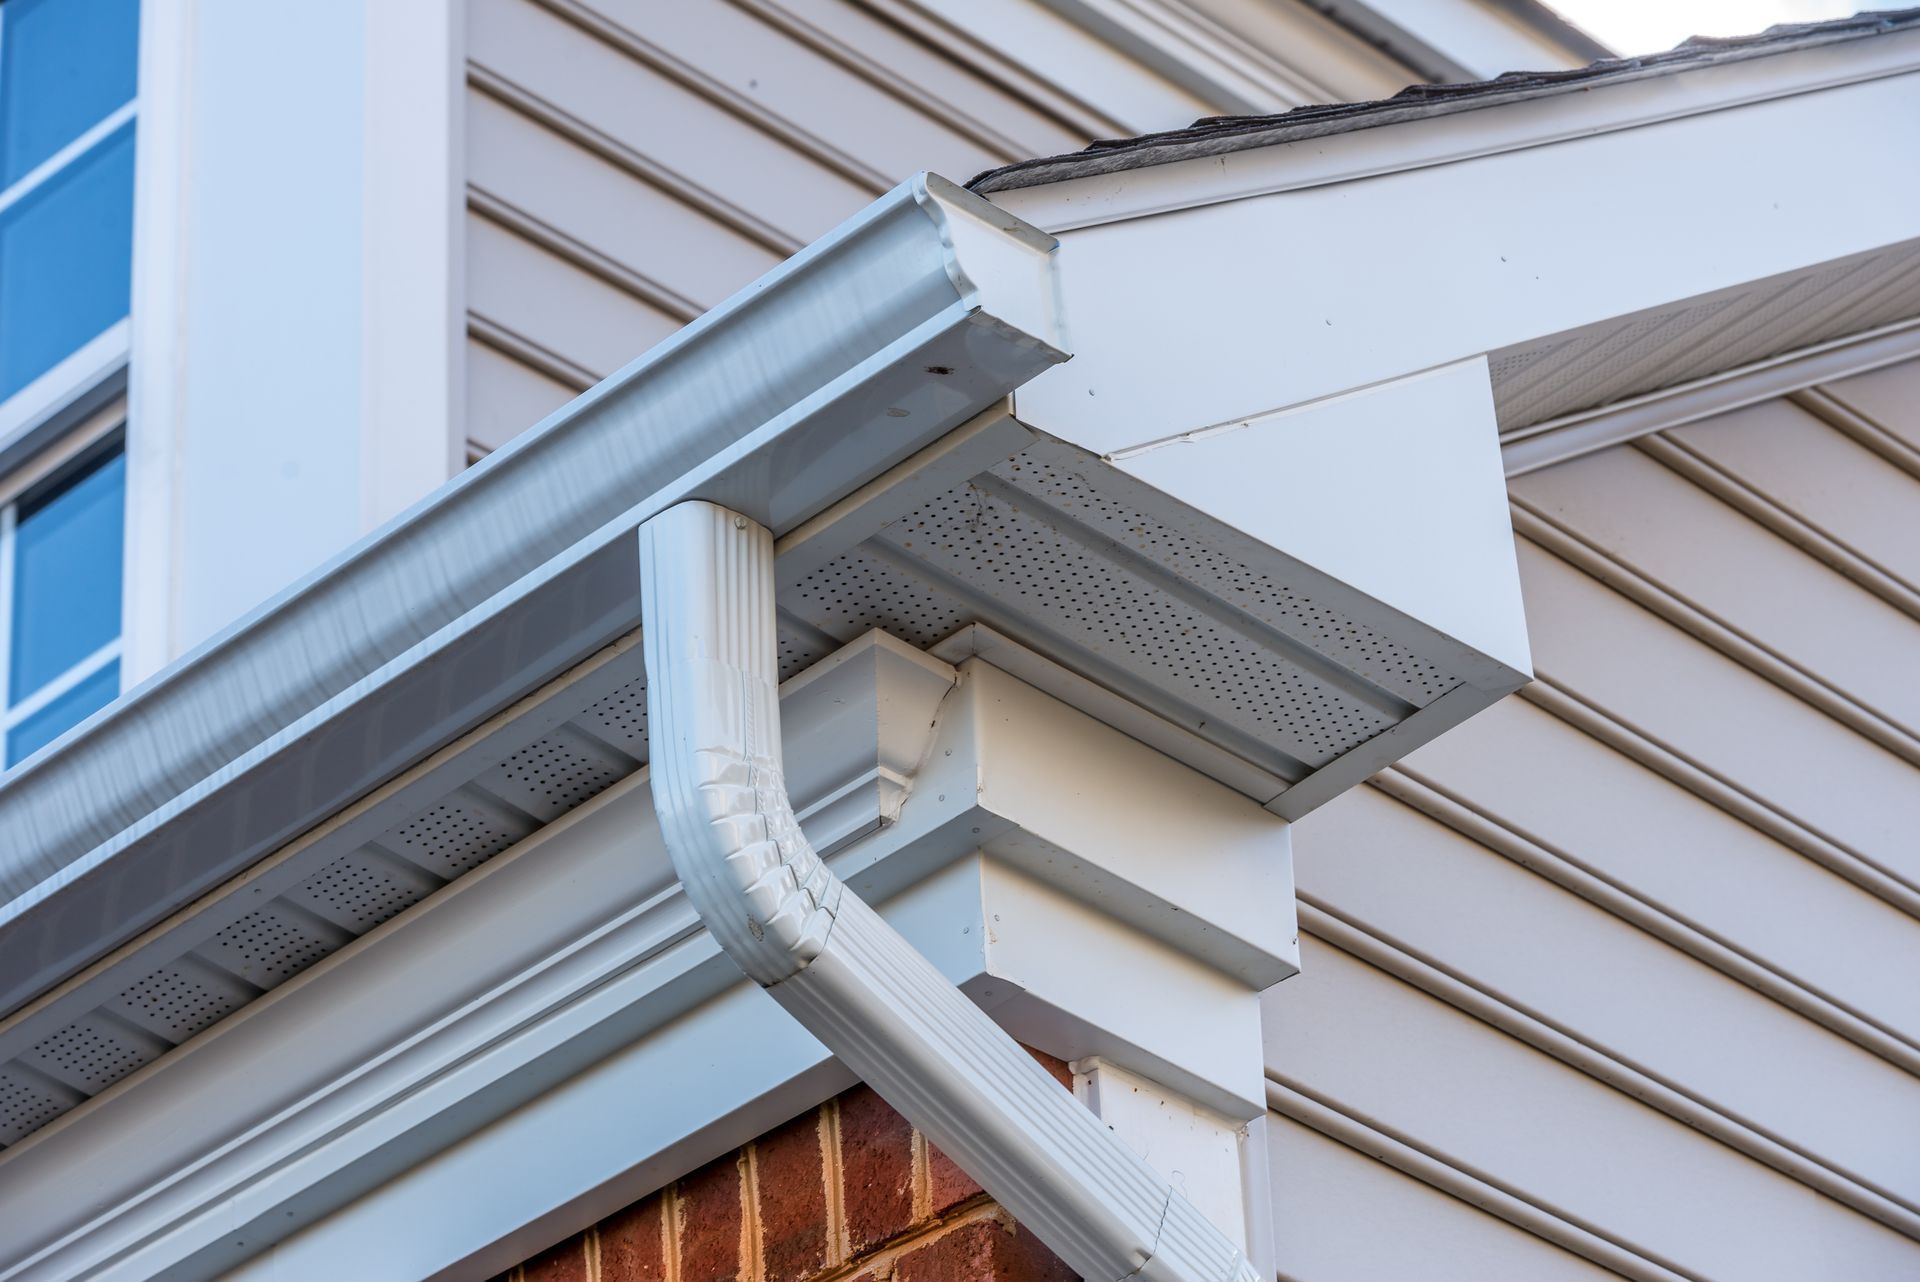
[0,0,140,402]
[0,0,138,765]
[2,440,123,763]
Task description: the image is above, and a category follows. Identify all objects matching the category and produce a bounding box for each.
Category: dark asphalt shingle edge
[969,8,1920,195]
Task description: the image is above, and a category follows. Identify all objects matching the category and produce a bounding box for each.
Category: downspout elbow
[639,500,1260,1282]
[639,503,842,983]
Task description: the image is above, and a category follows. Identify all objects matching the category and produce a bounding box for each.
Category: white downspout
[639,501,1261,1282]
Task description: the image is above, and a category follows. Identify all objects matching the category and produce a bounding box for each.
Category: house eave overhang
[976,13,1920,232]
[0,173,1066,1018]
[984,22,1920,471]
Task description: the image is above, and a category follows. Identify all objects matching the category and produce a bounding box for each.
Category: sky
[1546,0,1871,56]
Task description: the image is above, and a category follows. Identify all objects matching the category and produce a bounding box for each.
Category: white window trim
[0,318,129,468]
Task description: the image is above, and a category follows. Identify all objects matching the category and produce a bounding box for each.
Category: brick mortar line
[812,1196,1009,1282]
[823,1099,850,1267]
[742,1145,766,1282]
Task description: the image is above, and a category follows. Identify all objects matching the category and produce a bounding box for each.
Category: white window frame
[0,400,125,765]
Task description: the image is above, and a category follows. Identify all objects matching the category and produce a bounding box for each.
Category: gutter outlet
[639,500,1260,1282]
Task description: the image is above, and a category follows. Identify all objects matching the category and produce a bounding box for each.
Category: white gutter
[0,174,1063,1019]
[639,500,1258,1282]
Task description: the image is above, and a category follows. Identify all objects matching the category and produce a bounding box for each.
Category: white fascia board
[988,26,1920,233]
[0,173,1065,1019]
[1006,64,1920,458]
[0,649,1286,1282]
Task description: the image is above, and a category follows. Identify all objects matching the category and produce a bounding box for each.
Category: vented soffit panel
[770,383,1528,824]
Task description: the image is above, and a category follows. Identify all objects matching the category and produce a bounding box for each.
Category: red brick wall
[492,1057,1078,1282]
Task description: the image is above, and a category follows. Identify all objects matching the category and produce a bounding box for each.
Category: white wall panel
[1825,358,1920,454]
[772,0,1088,158]
[1267,365,1920,1276]
[467,339,577,456]
[465,92,783,315]
[466,213,681,381]
[579,0,1004,183]
[1401,697,1920,1042]
[469,0,873,246]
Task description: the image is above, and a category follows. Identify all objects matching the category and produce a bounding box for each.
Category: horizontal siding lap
[1822,359,1920,457]
[469,0,872,246]
[1272,407,1920,1275]
[466,91,783,316]
[467,212,682,383]
[468,339,580,455]
[1264,937,1919,1281]
[574,0,1008,183]
[1664,397,1920,596]
[1291,781,1920,1218]
[1511,446,1920,738]
[1266,1110,1624,1282]
[1511,538,1920,889]
[1399,696,1920,1045]
[745,0,1088,158]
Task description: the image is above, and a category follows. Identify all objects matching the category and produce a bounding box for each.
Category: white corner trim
[1499,316,1920,477]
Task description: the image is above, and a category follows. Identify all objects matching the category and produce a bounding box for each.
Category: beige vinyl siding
[459,0,1202,459]
[1268,940,1917,1281]
[1823,360,1920,456]
[459,0,1427,460]
[1267,1112,1624,1282]
[1268,360,1920,1280]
